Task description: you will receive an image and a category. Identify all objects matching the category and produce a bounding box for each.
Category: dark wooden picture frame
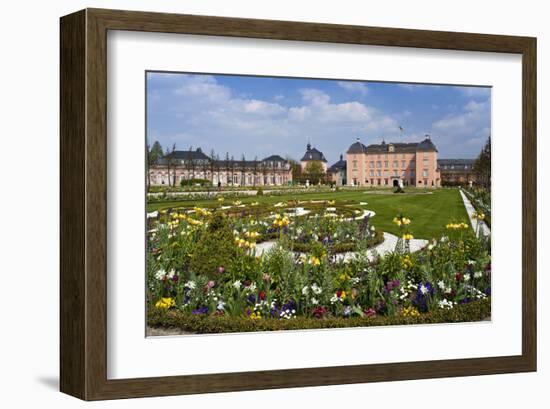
[60,8,537,400]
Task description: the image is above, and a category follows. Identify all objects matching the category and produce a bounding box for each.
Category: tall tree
[149,141,163,163]
[224,152,230,186]
[474,136,491,189]
[188,145,195,186]
[252,156,259,187]
[230,155,236,186]
[240,154,246,186]
[147,141,164,188]
[164,143,177,187]
[209,149,216,185]
[303,161,325,185]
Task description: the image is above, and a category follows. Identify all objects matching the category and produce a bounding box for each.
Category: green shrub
[188,212,237,278]
[148,298,491,334]
[180,178,211,187]
[256,187,264,196]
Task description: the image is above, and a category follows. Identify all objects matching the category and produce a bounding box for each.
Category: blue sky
[147,72,491,165]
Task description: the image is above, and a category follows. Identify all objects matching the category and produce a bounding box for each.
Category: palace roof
[328,154,347,173]
[300,143,328,162]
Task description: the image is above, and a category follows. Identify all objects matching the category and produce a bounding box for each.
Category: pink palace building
[346,136,441,188]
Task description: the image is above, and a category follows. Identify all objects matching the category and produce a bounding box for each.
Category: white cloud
[397,83,441,91]
[458,87,491,98]
[149,75,441,163]
[431,98,490,157]
[337,81,368,95]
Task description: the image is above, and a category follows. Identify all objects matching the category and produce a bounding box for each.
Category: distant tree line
[473,136,491,190]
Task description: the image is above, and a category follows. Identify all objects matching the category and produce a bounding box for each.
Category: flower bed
[147,201,490,332]
[148,298,490,333]
[463,187,491,228]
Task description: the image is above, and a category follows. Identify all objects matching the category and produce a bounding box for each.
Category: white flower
[233,280,242,289]
[438,299,455,310]
[467,260,476,265]
[155,269,166,280]
[302,286,309,295]
[216,301,225,311]
[184,280,196,289]
[311,283,322,294]
[474,271,483,279]
[249,282,257,292]
[370,226,376,231]
[311,298,319,305]
[166,269,175,279]
[420,284,429,295]
[464,273,471,282]
[428,244,434,250]
[437,280,445,290]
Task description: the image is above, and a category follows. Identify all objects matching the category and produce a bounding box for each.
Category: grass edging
[148,298,490,334]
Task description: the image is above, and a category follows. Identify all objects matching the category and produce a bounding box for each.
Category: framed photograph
[60,8,536,400]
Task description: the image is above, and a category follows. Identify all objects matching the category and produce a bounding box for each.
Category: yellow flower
[401,255,413,269]
[402,306,420,317]
[446,222,468,230]
[250,311,262,320]
[309,256,321,266]
[338,273,350,282]
[402,233,414,241]
[473,211,485,220]
[273,214,289,228]
[217,197,225,202]
[155,297,175,309]
[327,200,336,205]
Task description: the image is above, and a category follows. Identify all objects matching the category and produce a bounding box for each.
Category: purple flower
[413,281,434,312]
[343,306,352,317]
[192,306,208,315]
[385,279,401,293]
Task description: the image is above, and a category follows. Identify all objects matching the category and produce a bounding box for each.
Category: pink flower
[218,266,225,274]
[364,308,377,318]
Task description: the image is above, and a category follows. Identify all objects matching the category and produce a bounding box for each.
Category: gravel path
[255,231,428,262]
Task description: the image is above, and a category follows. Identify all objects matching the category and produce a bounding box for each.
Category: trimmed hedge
[148,298,490,334]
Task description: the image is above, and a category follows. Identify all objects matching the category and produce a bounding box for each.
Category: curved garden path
[255,232,428,262]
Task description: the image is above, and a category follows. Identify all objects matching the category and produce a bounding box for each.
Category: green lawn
[147,188,470,239]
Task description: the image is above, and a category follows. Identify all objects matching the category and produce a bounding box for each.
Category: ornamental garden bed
[148,297,490,334]
[147,199,490,333]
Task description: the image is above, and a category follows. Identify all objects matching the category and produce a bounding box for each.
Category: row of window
[351,178,435,186]
[352,169,430,178]
[176,159,286,168]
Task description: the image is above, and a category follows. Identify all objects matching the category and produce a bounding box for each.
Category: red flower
[312,306,328,319]
[364,308,377,318]
[243,280,251,287]
[336,289,343,298]
[455,272,462,282]
[259,290,266,300]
